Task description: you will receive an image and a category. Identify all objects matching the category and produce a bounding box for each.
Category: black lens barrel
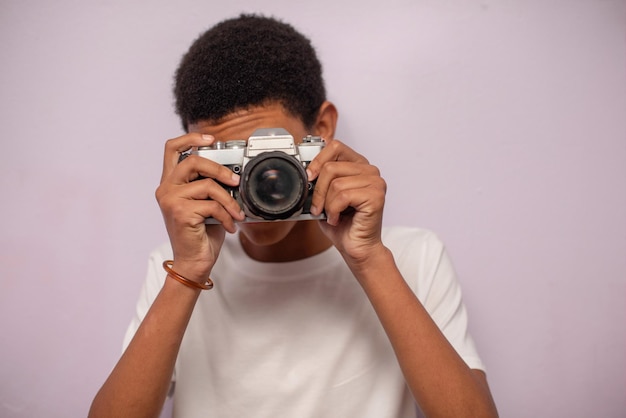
[239,151,308,220]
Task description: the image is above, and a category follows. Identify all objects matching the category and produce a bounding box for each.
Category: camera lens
[240,152,308,220]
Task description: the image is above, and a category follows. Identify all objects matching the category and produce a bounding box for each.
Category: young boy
[90,14,497,418]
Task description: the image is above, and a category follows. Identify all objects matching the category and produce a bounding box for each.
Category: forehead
[188,103,307,142]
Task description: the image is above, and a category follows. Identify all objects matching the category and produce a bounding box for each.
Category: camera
[185,128,326,223]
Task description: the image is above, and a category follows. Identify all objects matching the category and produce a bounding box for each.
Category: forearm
[348,247,498,418]
[89,277,201,418]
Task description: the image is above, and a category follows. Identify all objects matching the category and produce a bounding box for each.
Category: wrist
[166,260,214,290]
[344,244,394,279]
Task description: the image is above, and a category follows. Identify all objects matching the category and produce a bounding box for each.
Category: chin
[238,221,298,246]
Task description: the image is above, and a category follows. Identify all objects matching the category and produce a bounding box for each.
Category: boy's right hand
[155,133,245,283]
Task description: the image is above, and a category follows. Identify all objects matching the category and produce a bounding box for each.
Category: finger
[306,139,369,181]
[176,178,244,219]
[173,177,229,200]
[161,133,215,183]
[159,179,244,222]
[310,162,380,216]
[171,155,240,187]
[169,198,240,234]
[194,200,240,233]
[323,175,386,226]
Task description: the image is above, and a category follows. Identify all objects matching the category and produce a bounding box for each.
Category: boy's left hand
[306,138,387,269]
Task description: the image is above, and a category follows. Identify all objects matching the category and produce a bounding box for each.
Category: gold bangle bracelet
[162,260,214,290]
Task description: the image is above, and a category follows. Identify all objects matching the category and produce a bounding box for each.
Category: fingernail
[232,172,240,182]
[202,134,214,142]
[310,205,319,216]
[306,168,313,181]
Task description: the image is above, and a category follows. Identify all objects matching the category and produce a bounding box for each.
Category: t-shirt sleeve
[385,228,486,372]
[122,244,177,393]
[122,245,169,352]
[424,237,485,371]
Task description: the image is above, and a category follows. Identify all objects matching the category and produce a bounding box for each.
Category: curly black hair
[174,14,327,131]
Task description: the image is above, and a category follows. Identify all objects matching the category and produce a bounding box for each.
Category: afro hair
[174,14,327,131]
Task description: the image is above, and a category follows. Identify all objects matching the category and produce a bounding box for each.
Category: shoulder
[148,241,174,263]
[382,226,452,298]
[382,226,446,262]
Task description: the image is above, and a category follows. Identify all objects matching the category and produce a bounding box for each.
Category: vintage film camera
[185,128,326,223]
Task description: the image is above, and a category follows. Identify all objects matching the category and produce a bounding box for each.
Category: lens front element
[240,152,308,220]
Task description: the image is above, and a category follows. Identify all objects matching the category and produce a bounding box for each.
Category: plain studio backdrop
[1,1,624,417]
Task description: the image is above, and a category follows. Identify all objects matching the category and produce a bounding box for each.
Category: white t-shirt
[124,226,485,418]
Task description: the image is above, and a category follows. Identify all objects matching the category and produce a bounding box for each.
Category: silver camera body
[190,128,326,223]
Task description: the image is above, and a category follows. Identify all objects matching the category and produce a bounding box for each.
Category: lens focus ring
[240,152,308,220]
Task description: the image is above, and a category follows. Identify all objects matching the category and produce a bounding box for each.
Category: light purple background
[1,1,624,417]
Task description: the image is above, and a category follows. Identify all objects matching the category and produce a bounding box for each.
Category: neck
[239,220,333,262]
